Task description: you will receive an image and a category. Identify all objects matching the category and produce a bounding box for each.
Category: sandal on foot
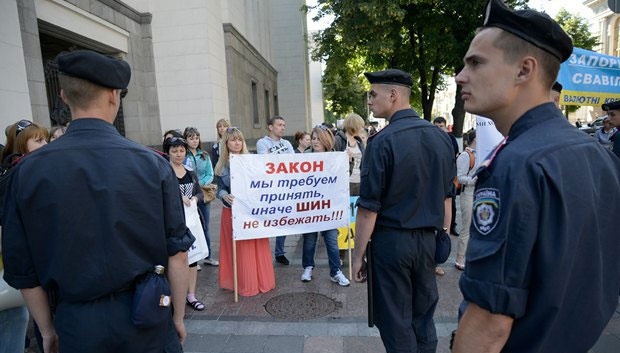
[455,262,465,271]
[186,298,205,311]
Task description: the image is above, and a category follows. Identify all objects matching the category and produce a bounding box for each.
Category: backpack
[453,149,475,194]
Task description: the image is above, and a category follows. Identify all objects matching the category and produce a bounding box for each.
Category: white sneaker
[330,270,350,287]
[203,258,219,266]
[301,266,313,282]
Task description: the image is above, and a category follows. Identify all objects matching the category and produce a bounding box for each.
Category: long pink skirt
[218,207,275,296]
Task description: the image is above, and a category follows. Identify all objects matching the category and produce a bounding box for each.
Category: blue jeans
[302,229,341,277]
[274,235,286,257]
[0,306,29,353]
[198,200,212,258]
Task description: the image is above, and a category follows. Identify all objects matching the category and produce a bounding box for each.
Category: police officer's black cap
[602,100,620,111]
[552,81,562,93]
[57,50,131,89]
[482,0,573,63]
[364,69,413,88]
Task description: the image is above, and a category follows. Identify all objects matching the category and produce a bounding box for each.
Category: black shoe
[275,255,289,265]
[450,230,460,237]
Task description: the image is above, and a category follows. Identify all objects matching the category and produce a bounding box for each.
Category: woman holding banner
[215,127,276,296]
[300,125,351,286]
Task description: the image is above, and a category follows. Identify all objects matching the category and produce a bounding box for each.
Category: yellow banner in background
[337,196,359,250]
[561,90,620,106]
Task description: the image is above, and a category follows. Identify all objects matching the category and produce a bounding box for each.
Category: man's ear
[60,89,69,105]
[516,56,537,84]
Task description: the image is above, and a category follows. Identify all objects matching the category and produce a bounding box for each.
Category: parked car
[579,116,606,136]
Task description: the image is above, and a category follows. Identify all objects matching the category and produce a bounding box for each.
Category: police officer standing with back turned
[453,1,620,352]
[352,69,455,353]
[2,50,194,353]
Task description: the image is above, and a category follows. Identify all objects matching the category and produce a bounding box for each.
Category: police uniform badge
[473,188,500,235]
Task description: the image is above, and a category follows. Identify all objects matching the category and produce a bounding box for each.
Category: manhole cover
[264,292,339,320]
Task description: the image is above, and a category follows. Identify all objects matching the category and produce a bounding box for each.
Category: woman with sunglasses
[215,127,275,296]
[300,125,350,286]
[0,119,49,353]
[165,137,206,311]
[1,120,48,166]
[183,127,218,267]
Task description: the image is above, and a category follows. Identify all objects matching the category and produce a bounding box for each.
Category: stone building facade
[1,0,321,148]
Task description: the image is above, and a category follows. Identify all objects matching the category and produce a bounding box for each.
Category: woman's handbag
[201,184,217,203]
[435,229,452,264]
[185,199,209,264]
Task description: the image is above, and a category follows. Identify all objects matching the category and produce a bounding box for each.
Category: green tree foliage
[555,9,599,116]
[310,0,526,135]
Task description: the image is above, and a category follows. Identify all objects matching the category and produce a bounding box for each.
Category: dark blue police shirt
[460,103,620,352]
[357,108,455,229]
[2,118,194,302]
[612,130,620,158]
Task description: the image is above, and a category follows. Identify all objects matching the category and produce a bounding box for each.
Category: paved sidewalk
[184,199,620,353]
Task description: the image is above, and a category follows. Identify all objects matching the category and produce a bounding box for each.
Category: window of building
[264,88,270,126]
[252,80,259,127]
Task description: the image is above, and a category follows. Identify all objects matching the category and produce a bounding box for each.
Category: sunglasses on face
[120,88,128,99]
[16,119,33,136]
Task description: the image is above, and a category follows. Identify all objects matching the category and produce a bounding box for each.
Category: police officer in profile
[2,50,194,353]
[453,1,620,352]
[352,69,455,353]
[602,100,620,158]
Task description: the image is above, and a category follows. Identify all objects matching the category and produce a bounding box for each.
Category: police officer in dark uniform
[602,100,620,158]
[2,50,194,353]
[453,1,620,352]
[352,69,455,353]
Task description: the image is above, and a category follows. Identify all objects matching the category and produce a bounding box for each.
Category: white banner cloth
[230,152,350,240]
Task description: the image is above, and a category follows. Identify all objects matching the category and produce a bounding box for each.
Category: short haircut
[490,29,560,90]
[433,117,447,125]
[58,74,108,110]
[343,113,365,135]
[268,116,285,126]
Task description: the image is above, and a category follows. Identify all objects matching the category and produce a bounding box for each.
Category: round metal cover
[264,292,339,320]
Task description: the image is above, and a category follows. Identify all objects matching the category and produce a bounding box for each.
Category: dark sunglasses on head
[314,124,328,131]
[226,127,240,133]
[168,137,187,144]
[16,119,33,136]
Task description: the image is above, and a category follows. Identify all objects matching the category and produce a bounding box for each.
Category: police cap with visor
[602,101,620,111]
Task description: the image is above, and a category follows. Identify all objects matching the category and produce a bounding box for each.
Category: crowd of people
[2,1,620,353]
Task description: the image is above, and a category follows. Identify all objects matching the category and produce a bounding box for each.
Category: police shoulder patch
[472,187,500,235]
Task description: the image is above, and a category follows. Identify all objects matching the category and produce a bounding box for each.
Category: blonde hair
[343,113,365,135]
[215,119,231,139]
[214,127,248,176]
[311,126,335,152]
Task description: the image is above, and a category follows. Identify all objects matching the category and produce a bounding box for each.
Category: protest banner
[475,116,504,161]
[230,152,350,240]
[558,47,620,106]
